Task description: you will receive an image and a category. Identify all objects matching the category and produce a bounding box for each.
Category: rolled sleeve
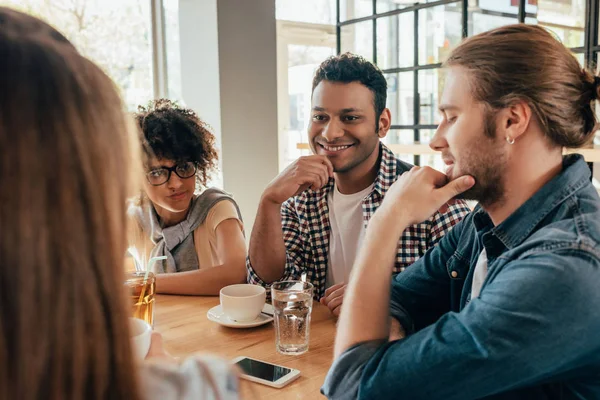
[246,199,308,291]
[321,341,385,400]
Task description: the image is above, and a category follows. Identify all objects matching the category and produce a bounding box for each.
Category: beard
[450,115,508,207]
[454,161,506,207]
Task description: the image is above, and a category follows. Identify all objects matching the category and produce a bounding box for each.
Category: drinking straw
[127,246,144,272]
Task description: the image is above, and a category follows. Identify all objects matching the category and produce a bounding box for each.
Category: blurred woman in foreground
[0,7,237,400]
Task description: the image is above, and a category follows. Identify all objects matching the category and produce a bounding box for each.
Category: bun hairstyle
[580,72,600,142]
[445,24,598,148]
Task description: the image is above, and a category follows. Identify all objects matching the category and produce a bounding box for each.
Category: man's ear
[378,108,392,138]
[500,100,532,142]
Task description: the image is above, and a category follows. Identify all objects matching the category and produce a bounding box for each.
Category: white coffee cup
[220,284,266,322]
[130,317,152,362]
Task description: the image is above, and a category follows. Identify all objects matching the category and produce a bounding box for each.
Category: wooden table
[154,295,336,399]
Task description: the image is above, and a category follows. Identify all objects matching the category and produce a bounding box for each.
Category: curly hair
[135,99,218,188]
[312,53,387,132]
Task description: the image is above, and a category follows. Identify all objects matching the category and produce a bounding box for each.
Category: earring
[506,136,515,145]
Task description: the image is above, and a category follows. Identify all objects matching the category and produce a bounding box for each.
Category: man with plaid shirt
[247,53,470,316]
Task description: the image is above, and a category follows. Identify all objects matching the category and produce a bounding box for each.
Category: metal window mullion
[473,8,535,20]
[372,0,377,64]
[151,0,168,98]
[461,0,468,38]
[585,0,592,67]
[585,0,599,182]
[518,0,526,23]
[413,8,420,166]
[339,0,459,26]
[336,0,341,54]
[391,124,439,130]
[382,63,442,74]
[586,0,599,69]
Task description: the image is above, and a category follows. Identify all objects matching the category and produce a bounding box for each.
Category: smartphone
[232,356,301,388]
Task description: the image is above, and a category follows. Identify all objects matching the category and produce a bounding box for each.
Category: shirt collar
[372,143,399,197]
[473,154,591,252]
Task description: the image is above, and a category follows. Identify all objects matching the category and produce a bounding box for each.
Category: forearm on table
[247,198,288,283]
[334,213,410,357]
[155,262,246,295]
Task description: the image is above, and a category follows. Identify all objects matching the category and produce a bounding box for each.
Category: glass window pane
[340,0,373,22]
[341,21,374,62]
[574,52,585,67]
[377,13,414,70]
[478,0,519,15]
[4,0,153,110]
[276,0,336,24]
[419,129,436,144]
[383,129,416,165]
[377,0,447,13]
[283,45,336,169]
[418,68,442,125]
[164,0,182,102]
[470,12,518,35]
[529,0,586,48]
[386,72,415,126]
[418,3,462,65]
[386,129,416,145]
[419,129,443,171]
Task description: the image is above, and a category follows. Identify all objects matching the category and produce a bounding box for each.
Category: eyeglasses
[145,162,197,186]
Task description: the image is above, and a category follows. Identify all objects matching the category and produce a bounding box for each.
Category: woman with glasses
[128,99,247,295]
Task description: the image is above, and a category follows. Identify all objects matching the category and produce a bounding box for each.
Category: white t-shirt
[326,184,373,288]
[470,249,488,300]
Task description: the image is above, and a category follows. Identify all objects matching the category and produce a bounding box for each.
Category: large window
[276,0,337,170]
[2,0,179,110]
[338,0,599,187]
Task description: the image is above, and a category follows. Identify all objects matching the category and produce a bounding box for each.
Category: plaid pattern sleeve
[428,199,471,248]
[392,199,470,272]
[246,198,307,289]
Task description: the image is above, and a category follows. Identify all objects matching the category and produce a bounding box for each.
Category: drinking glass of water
[271,281,314,355]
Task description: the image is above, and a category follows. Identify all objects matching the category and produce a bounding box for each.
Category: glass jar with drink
[125,271,156,327]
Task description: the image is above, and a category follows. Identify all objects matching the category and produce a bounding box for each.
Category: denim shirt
[322,155,600,400]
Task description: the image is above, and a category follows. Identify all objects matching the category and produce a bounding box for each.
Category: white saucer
[207,304,274,328]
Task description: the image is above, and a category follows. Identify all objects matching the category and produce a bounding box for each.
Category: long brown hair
[445,24,598,148]
[0,7,140,400]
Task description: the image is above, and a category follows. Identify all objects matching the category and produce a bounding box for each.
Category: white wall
[179,0,279,237]
[217,0,279,237]
[179,0,222,179]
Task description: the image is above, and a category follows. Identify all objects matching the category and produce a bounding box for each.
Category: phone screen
[235,358,293,382]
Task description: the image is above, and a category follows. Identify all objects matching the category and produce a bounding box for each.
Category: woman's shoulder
[197,188,239,206]
[196,188,242,221]
[139,355,239,400]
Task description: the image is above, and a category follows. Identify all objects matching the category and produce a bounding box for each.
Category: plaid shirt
[247,143,471,300]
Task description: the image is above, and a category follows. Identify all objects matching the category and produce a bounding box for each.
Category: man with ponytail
[323,24,600,399]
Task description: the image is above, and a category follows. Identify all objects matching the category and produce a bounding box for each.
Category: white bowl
[130,317,152,362]
[220,284,266,322]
